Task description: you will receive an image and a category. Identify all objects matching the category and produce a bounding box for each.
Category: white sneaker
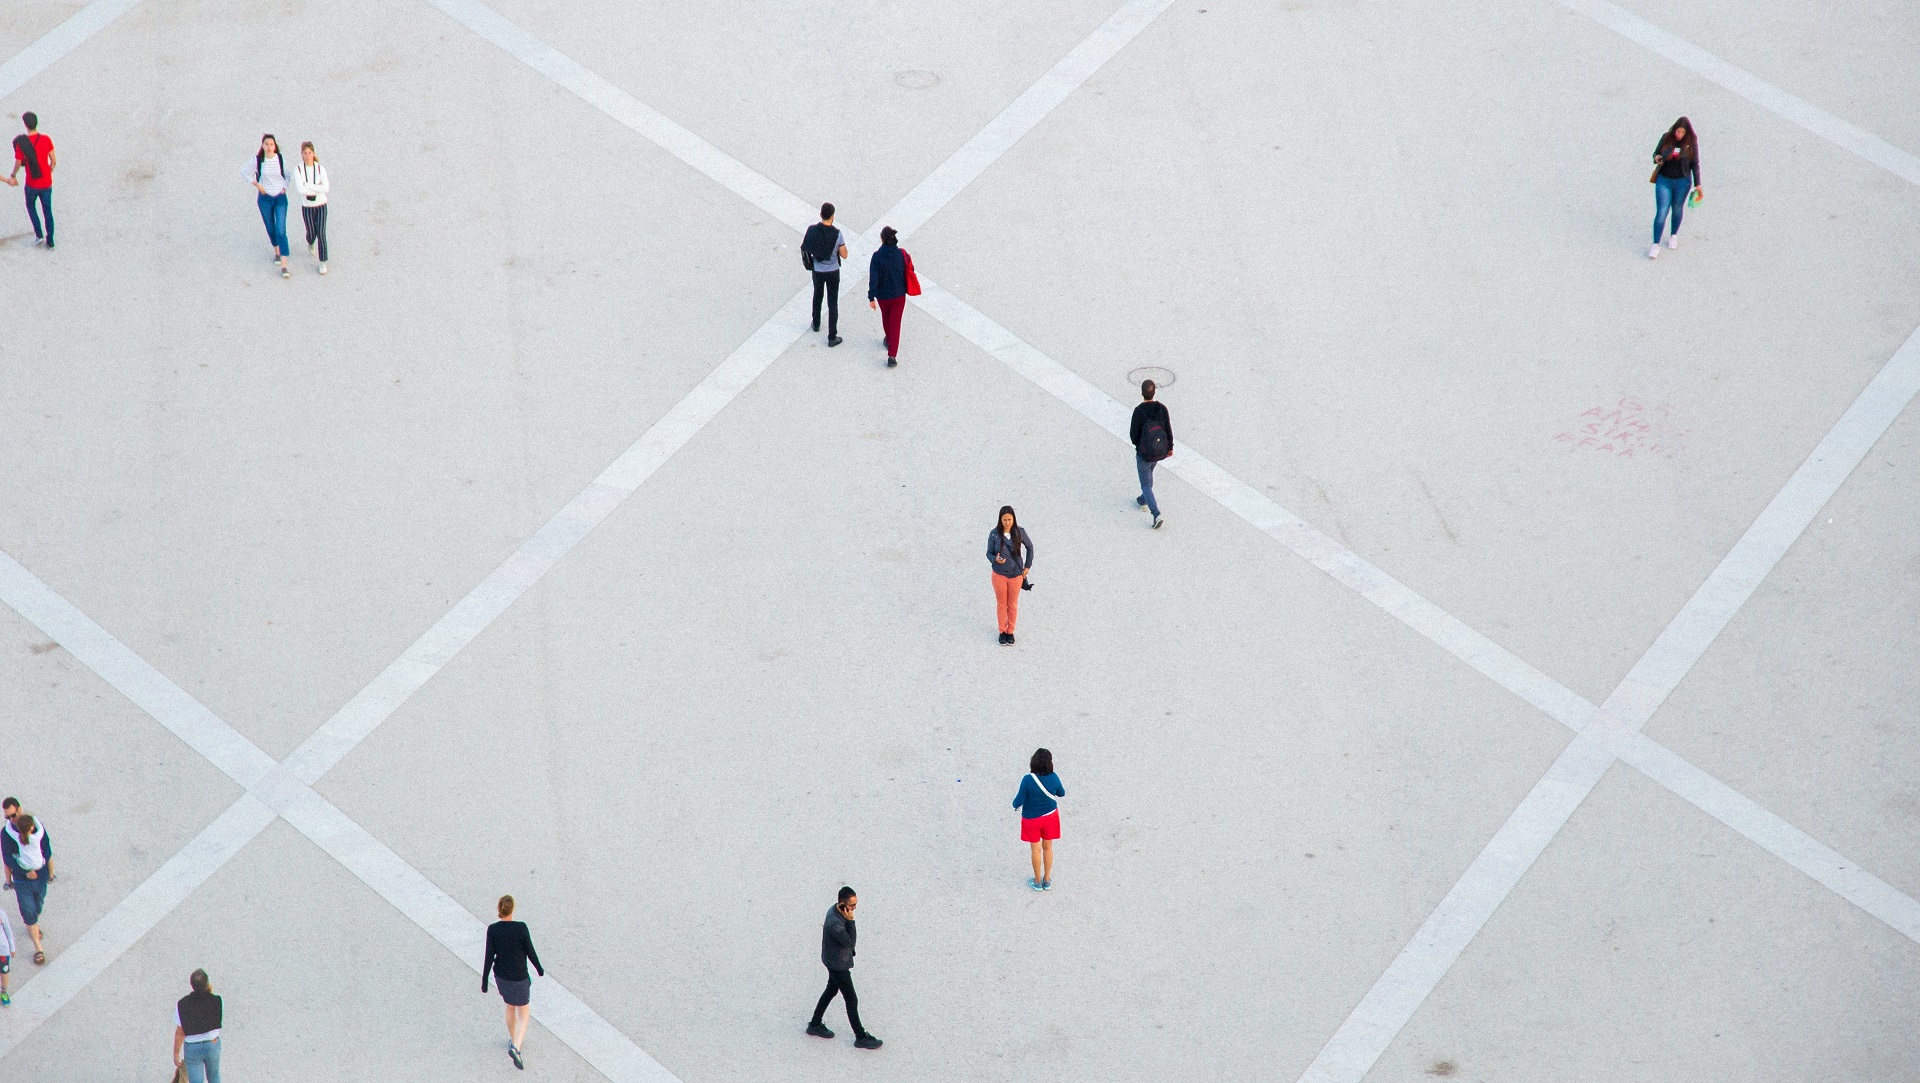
[1647,244,1660,260]
[1666,235,1678,250]
[319,264,328,275]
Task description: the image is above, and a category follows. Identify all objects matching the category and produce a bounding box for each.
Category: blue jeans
[184,1038,221,1083]
[24,186,51,245]
[13,873,45,926]
[1135,454,1160,517]
[1653,176,1690,243]
[257,192,289,257]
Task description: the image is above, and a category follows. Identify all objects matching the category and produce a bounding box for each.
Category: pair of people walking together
[251,134,329,277]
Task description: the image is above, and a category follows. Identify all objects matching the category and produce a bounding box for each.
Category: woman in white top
[293,141,329,274]
[250,134,291,278]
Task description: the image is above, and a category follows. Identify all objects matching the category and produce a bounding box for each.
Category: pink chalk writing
[1552,397,1687,460]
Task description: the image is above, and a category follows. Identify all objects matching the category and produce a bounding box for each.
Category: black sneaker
[886,357,897,367]
[828,336,842,347]
[806,1021,834,1039]
[1006,634,1015,644]
[811,321,821,332]
[998,632,1011,645]
[855,1034,883,1050]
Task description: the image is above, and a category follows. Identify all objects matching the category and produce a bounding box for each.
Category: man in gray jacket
[806,886,881,1048]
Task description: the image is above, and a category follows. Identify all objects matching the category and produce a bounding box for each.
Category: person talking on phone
[1648,116,1701,259]
[806,887,882,1049]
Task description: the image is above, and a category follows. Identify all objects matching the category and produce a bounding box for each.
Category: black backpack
[1139,412,1170,460]
[802,224,838,270]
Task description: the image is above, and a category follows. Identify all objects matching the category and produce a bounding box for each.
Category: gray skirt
[497,978,531,1006]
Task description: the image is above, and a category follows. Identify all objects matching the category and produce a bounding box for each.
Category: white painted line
[909,277,1920,1074]
[0,550,278,788]
[0,794,275,1058]
[0,0,141,101]
[1558,0,1920,188]
[280,792,682,1082]
[881,0,1177,236]
[1288,324,1920,1081]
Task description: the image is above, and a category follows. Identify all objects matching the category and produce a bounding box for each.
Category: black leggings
[811,969,863,1034]
[810,269,839,335]
[302,204,328,262]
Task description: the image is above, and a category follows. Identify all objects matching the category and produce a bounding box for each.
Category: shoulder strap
[1028,773,1059,800]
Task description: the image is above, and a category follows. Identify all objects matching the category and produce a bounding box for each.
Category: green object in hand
[1688,189,1701,206]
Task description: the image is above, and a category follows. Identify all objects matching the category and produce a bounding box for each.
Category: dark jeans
[24,186,52,245]
[811,269,839,335]
[302,204,328,262]
[811,969,865,1035]
[1136,453,1161,517]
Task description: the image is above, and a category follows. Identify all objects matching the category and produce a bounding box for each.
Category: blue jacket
[988,527,1033,579]
[868,246,907,301]
[1012,773,1065,819]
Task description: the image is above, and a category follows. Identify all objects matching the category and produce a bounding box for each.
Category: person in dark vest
[1129,379,1173,528]
[806,886,881,1048]
[804,202,848,346]
[482,893,545,1069]
[172,968,223,1083]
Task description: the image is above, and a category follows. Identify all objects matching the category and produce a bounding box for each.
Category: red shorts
[1020,810,1061,842]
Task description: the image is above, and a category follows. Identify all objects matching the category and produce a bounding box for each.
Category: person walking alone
[2,813,50,965]
[1013,748,1066,890]
[806,887,881,1049]
[250,134,291,278]
[1647,117,1701,259]
[5,113,55,249]
[482,894,544,1070]
[867,226,918,367]
[1130,379,1173,528]
[988,505,1034,645]
[804,202,848,346]
[172,969,223,1083]
[293,141,329,275]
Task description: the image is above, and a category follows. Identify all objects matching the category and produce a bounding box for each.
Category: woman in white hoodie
[293,141,330,274]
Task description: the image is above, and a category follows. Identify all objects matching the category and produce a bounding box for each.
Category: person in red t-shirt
[6,112,55,249]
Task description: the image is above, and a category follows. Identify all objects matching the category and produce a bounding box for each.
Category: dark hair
[1030,748,1053,775]
[12,136,39,182]
[21,113,36,132]
[1,798,15,811]
[880,226,898,246]
[498,894,515,918]
[256,134,281,182]
[190,969,210,993]
[820,202,834,220]
[1660,116,1698,160]
[14,814,34,836]
[837,886,856,903]
[996,505,1018,540]
[1141,379,1156,400]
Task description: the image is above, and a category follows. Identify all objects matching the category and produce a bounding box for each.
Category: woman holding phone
[1648,117,1701,259]
[988,505,1034,644]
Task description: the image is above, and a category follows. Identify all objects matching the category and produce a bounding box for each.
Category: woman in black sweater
[482,894,545,1069]
[1648,116,1702,259]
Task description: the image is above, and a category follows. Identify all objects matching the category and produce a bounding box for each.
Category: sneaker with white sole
[1647,244,1660,260]
[1152,515,1163,529]
[1666,235,1678,250]
[319,264,328,275]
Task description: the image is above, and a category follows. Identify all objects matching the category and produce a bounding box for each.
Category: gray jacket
[820,905,856,970]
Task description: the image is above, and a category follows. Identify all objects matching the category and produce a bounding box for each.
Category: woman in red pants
[988,505,1034,644]
[867,226,911,367]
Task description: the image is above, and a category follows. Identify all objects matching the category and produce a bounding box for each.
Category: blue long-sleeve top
[868,246,907,301]
[1012,773,1065,819]
[988,527,1033,579]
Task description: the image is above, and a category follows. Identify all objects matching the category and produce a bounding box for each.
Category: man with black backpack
[802,202,849,347]
[1130,379,1172,528]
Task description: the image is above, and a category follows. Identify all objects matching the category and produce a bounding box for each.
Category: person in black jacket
[807,887,881,1048]
[1648,116,1702,259]
[1129,379,1173,528]
[867,226,910,367]
[482,894,545,1069]
[172,969,224,1083]
[803,202,848,346]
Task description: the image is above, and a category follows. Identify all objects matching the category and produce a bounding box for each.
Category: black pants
[811,968,864,1034]
[302,204,329,262]
[24,186,52,245]
[810,269,840,335]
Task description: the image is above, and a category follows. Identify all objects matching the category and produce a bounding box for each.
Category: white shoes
[1666,235,1679,250]
[1647,244,1660,260]
[319,264,328,275]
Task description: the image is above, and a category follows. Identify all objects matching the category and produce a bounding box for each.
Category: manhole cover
[894,69,940,89]
[1127,366,1176,389]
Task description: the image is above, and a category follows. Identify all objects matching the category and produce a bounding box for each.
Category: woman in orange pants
[987,505,1034,644]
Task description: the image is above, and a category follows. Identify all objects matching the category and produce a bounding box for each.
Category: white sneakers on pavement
[1647,244,1660,259]
[1666,234,1679,249]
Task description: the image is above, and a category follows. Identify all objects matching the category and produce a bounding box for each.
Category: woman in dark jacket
[482,894,545,1069]
[1649,116,1702,259]
[988,505,1034,644]
[867,226,910,366]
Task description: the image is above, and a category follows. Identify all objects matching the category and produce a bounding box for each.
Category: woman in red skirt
[1012,748,1066,890]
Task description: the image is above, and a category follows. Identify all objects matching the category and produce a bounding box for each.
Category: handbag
[171,1065,189,1083]
[903,252,922,297]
